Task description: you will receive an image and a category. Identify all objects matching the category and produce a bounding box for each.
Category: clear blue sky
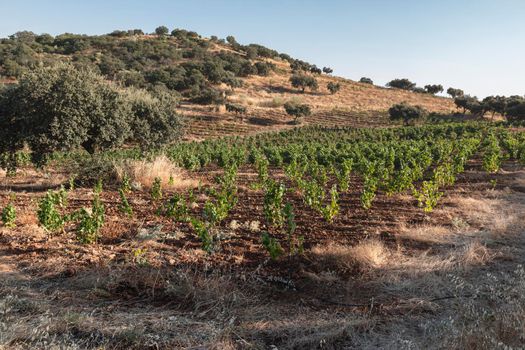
[1,0,524,98]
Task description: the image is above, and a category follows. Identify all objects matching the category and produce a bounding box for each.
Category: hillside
[183,63,455,139]
[0,29,455,140]
[3,27,525,350]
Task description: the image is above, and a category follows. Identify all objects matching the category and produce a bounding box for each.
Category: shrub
[226,35,237,45]
[155,26,169,36]
[1,203,16,228]
[386,78,416,91]
[225,103,247,115]
[454,95,485,116]
[322,67,333,74]
[482,95,507,118]
[310,65,322,74]
[284,102,312,124]
[125,88,184,151]
[189,87,225,105]
[76,193,105,244]
[388,102,427,125]
[254,61,273,76]
[327,82,341,95]
[37,190,67,233]
[507,98,525,121]
[290,74,318,93]
[0,64,131,163]
[447,87,464,98]
[0,64,184,166]
[424,84,444,95]
[359,77,373,84]
[151,177,163,201]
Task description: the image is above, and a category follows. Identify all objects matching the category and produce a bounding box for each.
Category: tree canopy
[388,103,427,125]
[290,74,318,93]
[0,64,183,166]
[155,26,169,36]
[359,77,373,85]
[284,102,311,124]
[424,84,444,95]
[447,87,464,99]
[386,79,416,91]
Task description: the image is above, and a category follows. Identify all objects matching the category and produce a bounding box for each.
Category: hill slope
[183,60,455,139]
[0,29,455,139]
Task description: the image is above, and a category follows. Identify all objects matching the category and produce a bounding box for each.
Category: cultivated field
[2,123,525,349]
[2,29,525,349]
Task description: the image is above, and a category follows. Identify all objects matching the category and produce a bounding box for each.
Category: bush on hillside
[447,87,464,98]
[284,102,311,124]
[388,102,427,125]
[327,82,341,95]
[386,78,416,91]
[290,74,318,93]
[0,64,183,166]
[424,84,444,95]
[155,26,169,36]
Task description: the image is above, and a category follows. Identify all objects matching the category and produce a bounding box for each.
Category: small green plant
[163,194,189,222]
[261,232,284,260]
[54,185,69,208]
[482,134,502,173]
[490,179,497,189]
[132,248,148,266]
[68,176,76,191]
[187,188,196,205]
[254,154,270,188]
[2,203,16,228]
[168,175,175,186]
[120,173,132,193]
[413,180,443,213]
[76,194,105,244]
[283,202,303,256]
[37,190,66,232]
[190,217,214,253]
[320,184,339,223]
[151,177,163,201]
[118,189,133,217]
[94,178,103,195]
[301,178,325,211]
[334,159,353,192]
[263,180,286,229]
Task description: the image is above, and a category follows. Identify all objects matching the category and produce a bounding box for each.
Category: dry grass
[114,156,199,190]
[398,223,452,244]
[178,52,457,139]
[310,239,389,275]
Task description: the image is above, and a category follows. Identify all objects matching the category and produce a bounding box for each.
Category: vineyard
[2,121,525,348]
[1,122,524,261]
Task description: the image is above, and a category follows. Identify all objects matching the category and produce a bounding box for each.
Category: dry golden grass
[114,155,199,190]
[239,70,455,114]
[311,239,389,275]
[178,52,457,139]
[398,223,452,244]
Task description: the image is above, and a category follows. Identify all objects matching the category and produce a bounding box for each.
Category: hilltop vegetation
[0,27,461,141]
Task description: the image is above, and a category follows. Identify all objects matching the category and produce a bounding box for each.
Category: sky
[1,0,524,98]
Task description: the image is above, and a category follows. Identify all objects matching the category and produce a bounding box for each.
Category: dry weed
[114,155,198,190]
